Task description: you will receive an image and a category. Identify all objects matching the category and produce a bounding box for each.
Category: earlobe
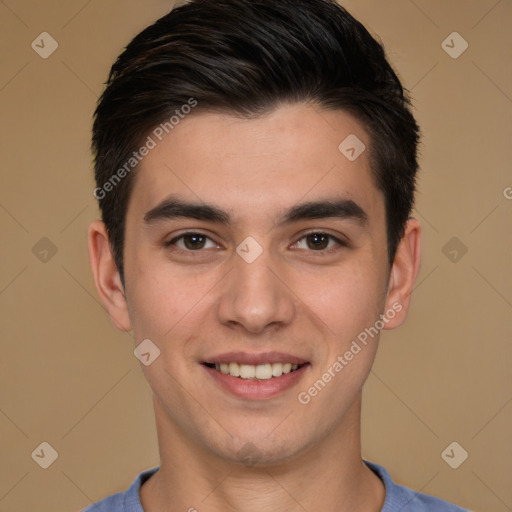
[382,218,421,330]
[88,220,132,332]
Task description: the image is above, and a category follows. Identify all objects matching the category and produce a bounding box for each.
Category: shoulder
[81,466,160,512]
[364,460,472,512]
[82,492,123,512]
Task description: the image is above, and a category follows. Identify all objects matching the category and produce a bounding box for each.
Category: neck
[140,394,385,512]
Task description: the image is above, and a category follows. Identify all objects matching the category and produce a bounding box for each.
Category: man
[85,0,469,510]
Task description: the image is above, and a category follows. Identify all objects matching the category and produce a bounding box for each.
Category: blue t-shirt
[82,460,470,511]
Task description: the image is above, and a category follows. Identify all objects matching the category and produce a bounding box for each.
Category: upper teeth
[214,362,299,380]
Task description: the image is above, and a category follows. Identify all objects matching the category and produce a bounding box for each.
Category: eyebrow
[143,195,368,227]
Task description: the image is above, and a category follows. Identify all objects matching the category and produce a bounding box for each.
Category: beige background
[0,1,511,511]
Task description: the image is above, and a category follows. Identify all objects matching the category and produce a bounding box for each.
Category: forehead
[128,103,382,223]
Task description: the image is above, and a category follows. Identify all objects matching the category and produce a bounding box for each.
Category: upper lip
[203,351,309,365]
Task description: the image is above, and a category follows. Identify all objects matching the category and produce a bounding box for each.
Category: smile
[205,362,303,380]
[202,359,310,400]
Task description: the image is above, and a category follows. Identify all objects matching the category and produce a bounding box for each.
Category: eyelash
[164,231,347,254]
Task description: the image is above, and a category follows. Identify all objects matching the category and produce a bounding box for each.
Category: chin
[207,429,314,469]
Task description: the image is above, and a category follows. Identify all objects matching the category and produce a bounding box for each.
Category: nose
[216,247,296,334]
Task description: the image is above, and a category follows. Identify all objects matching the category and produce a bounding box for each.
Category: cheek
[125,257,219,342]
[294,258,386,341]
[293,263,385,419]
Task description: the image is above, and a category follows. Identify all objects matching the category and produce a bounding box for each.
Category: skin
[88,103,421,511]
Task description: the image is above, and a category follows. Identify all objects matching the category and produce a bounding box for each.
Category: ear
[88,220,132,331]
[382,218,421,330]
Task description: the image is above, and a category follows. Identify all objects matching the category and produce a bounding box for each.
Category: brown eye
[306,233,330,250]
[166,233,216,251]
[295,232,344,252]
[182,234,207,250]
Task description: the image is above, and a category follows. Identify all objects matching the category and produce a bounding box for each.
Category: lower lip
[203,364,310,400]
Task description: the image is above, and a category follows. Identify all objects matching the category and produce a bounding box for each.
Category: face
[90,103,419,466]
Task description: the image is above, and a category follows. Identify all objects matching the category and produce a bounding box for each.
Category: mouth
[201,353,310,400]
[203,361,307,380]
